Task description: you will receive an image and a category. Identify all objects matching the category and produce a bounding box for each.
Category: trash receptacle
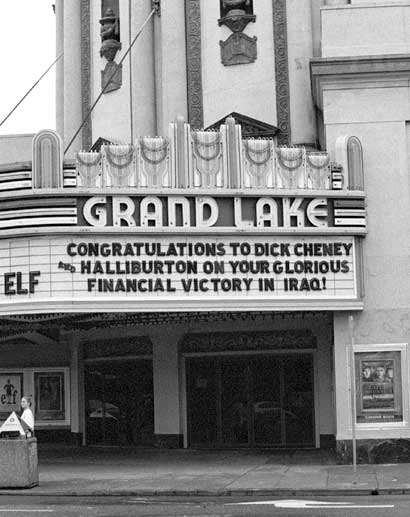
[0,412,38,488]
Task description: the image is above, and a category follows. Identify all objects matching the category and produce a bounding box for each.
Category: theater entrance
[186,354,315,448]
[85,359,154,446]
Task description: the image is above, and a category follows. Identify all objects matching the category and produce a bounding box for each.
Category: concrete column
[69,332,84,445]
[151,330,184,447]
[287,0,317,146]
[333,312,350,441]
[154,0,188,134]
[129,1,156,137]
[55,0,64,140]
[63,0,82,157]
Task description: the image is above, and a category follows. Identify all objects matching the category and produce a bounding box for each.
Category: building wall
[318,4,410,447]
[0,134,34,164]
[322,3,410,57]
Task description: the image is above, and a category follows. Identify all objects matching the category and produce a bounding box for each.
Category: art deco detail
[272,0,291,145]
[99,7,122,93]
[185,0,204,129]
[220,32,257,66]
[219,0,257,66]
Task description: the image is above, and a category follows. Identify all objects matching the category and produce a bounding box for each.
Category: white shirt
[21,408,34,430]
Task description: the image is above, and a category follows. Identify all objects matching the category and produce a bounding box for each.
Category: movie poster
[34,372,65,420]
[0,373,22,417]
[355,352,402,423]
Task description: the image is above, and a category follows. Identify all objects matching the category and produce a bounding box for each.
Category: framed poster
[0,373,23,418]
[355,351,402,423]
[34,372,65,421]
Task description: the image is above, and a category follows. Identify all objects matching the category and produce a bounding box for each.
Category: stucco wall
[0,134,34,165]
[322,3,410,57]
[324,79,410,440]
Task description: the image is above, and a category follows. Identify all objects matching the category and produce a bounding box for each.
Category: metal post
[349,314,357,473]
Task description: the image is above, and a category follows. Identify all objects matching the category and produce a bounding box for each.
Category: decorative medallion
[220,32,257,66]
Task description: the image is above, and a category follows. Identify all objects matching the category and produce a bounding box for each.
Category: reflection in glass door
[283,355,315,446]
[85,360,154,446]
[187,354,315,448]
[221,360,249,445]
[252,357,282,446]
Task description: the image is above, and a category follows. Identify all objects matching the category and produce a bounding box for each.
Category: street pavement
[2,446,410,497]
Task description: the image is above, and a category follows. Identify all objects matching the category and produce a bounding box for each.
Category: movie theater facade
[0,117,378,456]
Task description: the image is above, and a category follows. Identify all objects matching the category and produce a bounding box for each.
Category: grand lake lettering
[80,196,329,228]
[61,239,354,294]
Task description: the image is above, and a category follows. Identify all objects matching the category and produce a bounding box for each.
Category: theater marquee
[0,235,361,313]
[78,195,366,230]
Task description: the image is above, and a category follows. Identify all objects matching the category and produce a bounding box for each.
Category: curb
[0,488,409,497]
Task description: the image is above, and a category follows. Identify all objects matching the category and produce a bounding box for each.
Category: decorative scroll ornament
[276,147,305,189]
[138,137,169,187]
[192,131,222,187]
[243,139,272,188]
[306,152,331,190]
[103,145,135,187]
[76,151,101,187]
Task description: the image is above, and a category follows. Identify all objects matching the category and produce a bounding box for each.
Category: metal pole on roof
[0,53,63,129]
[64,7,156,156]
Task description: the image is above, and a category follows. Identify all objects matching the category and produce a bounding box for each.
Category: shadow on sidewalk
[37,443,336,466]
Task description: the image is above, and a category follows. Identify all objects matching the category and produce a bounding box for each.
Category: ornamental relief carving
[185,0,204,129]
[99,5,122,93]
[218,0,257,66]
[272,0,291,145]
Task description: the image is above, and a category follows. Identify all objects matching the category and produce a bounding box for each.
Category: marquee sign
[0,194,366,235]
[78,195,366,230]
[0,235,360,313]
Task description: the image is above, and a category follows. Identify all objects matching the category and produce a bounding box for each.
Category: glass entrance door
[252,356,283,446]
[85,360,154,446]
[221,360,250,445]
[187,354,315,448]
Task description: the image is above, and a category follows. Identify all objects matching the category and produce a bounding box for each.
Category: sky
[0,0,56,135]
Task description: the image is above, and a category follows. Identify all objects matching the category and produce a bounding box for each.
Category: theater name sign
[0,194,366,313]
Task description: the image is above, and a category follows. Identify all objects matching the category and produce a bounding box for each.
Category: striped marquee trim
[0,169,32,192]
[0,165,78,192]
[63,166,77,188]
[331,198,366,227]
[0,198,78,230]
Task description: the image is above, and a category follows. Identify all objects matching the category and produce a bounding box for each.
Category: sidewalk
[2,446,410,497]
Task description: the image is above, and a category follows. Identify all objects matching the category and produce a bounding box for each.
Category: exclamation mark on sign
[322,277,327,290]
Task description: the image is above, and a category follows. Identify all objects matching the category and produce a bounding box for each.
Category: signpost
[349,314,357,473]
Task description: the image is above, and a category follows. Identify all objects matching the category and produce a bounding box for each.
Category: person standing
[20,396,34,436]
